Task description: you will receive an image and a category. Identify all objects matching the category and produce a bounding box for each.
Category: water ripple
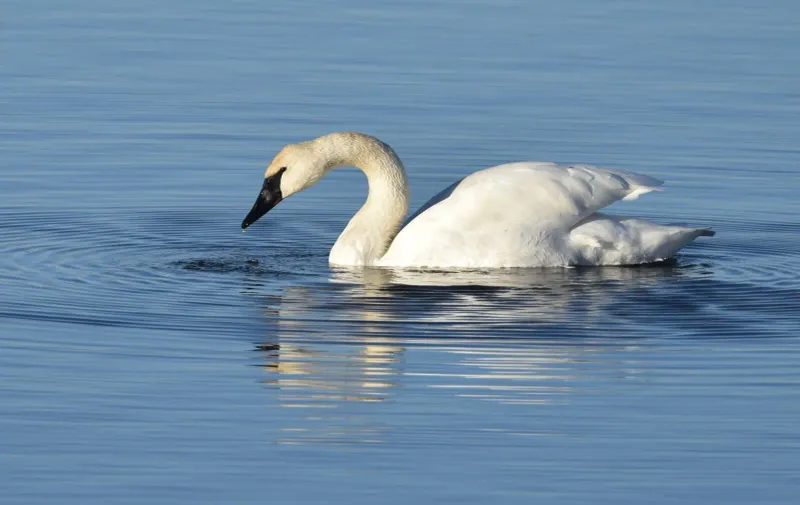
[1,207,797,335]
[1,204,798,441]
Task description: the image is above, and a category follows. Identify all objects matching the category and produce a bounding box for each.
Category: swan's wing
[383,162,664,267]
[406,162,663,232]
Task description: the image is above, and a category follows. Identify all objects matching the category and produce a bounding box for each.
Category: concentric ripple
[0,171,794,465]
[1,206,797,341]
[0,206,332,335]
[3,203,797,430]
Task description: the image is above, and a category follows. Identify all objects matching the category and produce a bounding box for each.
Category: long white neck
[319,133,410,266]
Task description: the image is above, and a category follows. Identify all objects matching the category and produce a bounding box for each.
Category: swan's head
[241,132,403,230]
[241,141,329,230]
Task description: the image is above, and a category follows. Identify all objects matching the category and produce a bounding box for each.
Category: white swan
[242,132,714,268]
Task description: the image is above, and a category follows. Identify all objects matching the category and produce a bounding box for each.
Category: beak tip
[242,173,284,232]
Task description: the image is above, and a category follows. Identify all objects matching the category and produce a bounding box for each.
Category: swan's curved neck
[322,134,409,266]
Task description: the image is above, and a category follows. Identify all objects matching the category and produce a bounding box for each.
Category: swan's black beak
[241,169,285,230]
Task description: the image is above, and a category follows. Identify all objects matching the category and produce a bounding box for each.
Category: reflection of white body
[255,132,713,267]
[259,268,660,445]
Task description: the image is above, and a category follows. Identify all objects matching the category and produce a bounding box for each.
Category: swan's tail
[570,214,715,265]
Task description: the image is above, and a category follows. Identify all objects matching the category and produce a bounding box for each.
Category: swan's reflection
[254,263,697,445]
[260,340,403,404]
[331,263,682,288]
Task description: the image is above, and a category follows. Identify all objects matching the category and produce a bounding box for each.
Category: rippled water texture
[2,1,799,503]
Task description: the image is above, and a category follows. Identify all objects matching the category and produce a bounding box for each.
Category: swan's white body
[247,133,713,268]
[378,163,711,268]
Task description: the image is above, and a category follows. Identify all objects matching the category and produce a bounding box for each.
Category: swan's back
[380,162,666,268]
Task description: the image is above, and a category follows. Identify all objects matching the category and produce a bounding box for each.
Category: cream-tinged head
[265,141,330,197]
[241,137,329,230]
[242,133,403,230]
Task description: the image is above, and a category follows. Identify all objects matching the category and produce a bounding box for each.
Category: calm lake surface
[2,1,799,503]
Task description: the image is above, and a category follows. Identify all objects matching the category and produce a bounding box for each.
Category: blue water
[2,1,799,503]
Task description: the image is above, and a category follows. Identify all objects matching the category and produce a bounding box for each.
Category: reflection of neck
[323,133,410,266]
